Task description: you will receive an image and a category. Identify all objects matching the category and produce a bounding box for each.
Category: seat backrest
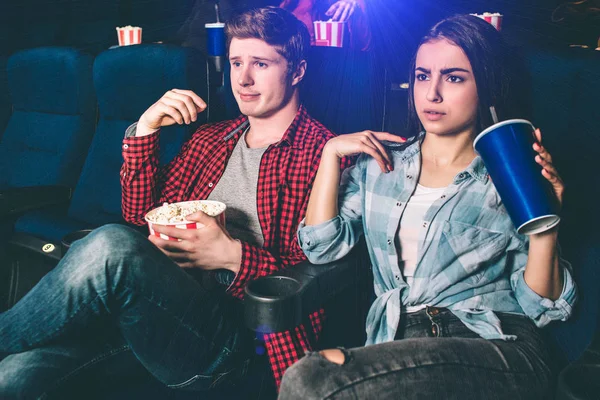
[67,44,207,226]
[0,47,95,189]
[526,47,600,363]
[301,47,385,134]
[0,56,10,136]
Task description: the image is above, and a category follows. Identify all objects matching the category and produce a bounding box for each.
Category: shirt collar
[395,132,489,184]
[222,105,309,149]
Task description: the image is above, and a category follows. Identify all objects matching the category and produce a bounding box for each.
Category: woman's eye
[416,74,429,81]
[447,75,464,83]
[256,62,267,68]
[232,61,241,67]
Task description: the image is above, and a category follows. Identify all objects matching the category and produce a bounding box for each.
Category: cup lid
[473,119,535,151]
[205,23,225,28]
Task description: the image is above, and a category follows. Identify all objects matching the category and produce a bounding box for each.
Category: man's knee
[79,224,143,254]
[61,224,148,286]
[0,355,45,399]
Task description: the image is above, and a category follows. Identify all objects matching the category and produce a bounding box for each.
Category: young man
[0,7,350,397]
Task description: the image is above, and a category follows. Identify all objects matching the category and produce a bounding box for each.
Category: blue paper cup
[205,22,226,57]
[473,119,560,235]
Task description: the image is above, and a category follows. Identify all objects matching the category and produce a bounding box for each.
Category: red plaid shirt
[120,105,351,387]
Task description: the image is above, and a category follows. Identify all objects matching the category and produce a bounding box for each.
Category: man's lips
[239,92,260,101]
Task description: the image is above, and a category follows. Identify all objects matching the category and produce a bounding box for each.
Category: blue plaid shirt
[298,134,577,345]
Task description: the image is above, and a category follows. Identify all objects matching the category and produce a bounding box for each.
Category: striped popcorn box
[145,200,226,241]
[313,20,346,47]
[470,13,503,31]
[116,26,143,46]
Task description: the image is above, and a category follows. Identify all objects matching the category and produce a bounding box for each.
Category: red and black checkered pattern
[121,105,352,387]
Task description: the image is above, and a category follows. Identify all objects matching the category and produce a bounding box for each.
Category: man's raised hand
[136,89,207,137]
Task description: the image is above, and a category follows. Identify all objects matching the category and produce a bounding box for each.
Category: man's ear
[291,60,307,87]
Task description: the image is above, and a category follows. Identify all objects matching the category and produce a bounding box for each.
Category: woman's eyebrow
[440,67,470,74]
[415,67,471,74]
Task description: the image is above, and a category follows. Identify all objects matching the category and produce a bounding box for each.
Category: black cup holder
[245,276,302,299]
[244,276,304,333]
[61,229,93,255]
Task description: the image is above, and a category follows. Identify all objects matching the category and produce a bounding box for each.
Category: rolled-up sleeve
[297,159,367,264]
[512,257,578,327]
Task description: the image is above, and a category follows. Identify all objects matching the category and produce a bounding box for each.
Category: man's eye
[256,62,267,68]
[416,74,428,81]
[232,61,241,67]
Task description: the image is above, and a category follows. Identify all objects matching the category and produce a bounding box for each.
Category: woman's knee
[280,353,330,399]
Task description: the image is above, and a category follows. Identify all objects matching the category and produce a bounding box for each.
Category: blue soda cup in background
[474,119,560,235]
[205,22,226,57]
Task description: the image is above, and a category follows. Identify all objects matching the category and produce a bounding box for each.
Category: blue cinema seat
[0,56,10,138]
[11,44,207,247]
[0,47,95,190]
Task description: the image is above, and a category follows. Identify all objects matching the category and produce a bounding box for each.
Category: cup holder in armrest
[244,276,303,333]
[61,229,94,254]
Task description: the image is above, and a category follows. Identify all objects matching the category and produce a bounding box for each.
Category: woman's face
[413,38,479,137]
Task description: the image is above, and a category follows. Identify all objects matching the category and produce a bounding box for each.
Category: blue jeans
[279,308,555,399]
[0,224,252,399]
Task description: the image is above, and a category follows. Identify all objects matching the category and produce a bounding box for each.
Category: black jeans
[279,307,555,400]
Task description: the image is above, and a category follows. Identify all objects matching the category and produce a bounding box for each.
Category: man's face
[229,38,300,119]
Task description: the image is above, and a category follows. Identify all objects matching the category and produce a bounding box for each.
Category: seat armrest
[244,245,367,333]
[0,186,72,219]
[8,232,63,261]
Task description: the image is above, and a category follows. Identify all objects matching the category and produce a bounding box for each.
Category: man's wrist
[135,121,160,137]
[225,238,243,274]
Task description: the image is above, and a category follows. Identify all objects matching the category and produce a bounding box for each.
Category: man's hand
[136,89,207,137]
[325,0,358,22]
[149,211,242,273]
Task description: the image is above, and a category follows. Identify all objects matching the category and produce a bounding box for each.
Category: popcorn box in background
[313,20,346,47]
[145,200,226,241]
[116,26,143,46]
[470,13,503,31]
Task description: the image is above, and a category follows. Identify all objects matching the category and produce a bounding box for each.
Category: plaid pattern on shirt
[299,133,577,346]
[121,105,351,387]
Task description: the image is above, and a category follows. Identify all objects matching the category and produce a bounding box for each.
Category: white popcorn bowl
[144,200,226,241]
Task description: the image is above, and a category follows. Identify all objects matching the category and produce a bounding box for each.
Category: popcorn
[116,26,143,46]
[313,20,346,47]
[145,200,226,241]
[470,12,503,31]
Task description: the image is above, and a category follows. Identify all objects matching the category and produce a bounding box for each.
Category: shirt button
[422,222,428,228]
[123,144,129,149]
[396,202,401,207]
[440,195,446,199]
[406,175,413,179]
[208,182,214,187]
[387,239,392,245]
[458,173,465,179]
[395,275,400,280]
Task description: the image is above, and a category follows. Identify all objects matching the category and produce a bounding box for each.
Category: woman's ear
[291,60,307,86]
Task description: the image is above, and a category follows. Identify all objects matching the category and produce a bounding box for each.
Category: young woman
[278,14,577,399]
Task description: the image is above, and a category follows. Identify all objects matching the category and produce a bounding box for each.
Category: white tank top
[398,183,447,313]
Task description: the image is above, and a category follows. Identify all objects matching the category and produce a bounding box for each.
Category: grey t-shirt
[207,130,267,247]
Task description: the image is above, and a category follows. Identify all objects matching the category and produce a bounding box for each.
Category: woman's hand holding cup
[533,127,564,209]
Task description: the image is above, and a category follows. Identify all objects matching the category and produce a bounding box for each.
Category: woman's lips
[423,110,445,121]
